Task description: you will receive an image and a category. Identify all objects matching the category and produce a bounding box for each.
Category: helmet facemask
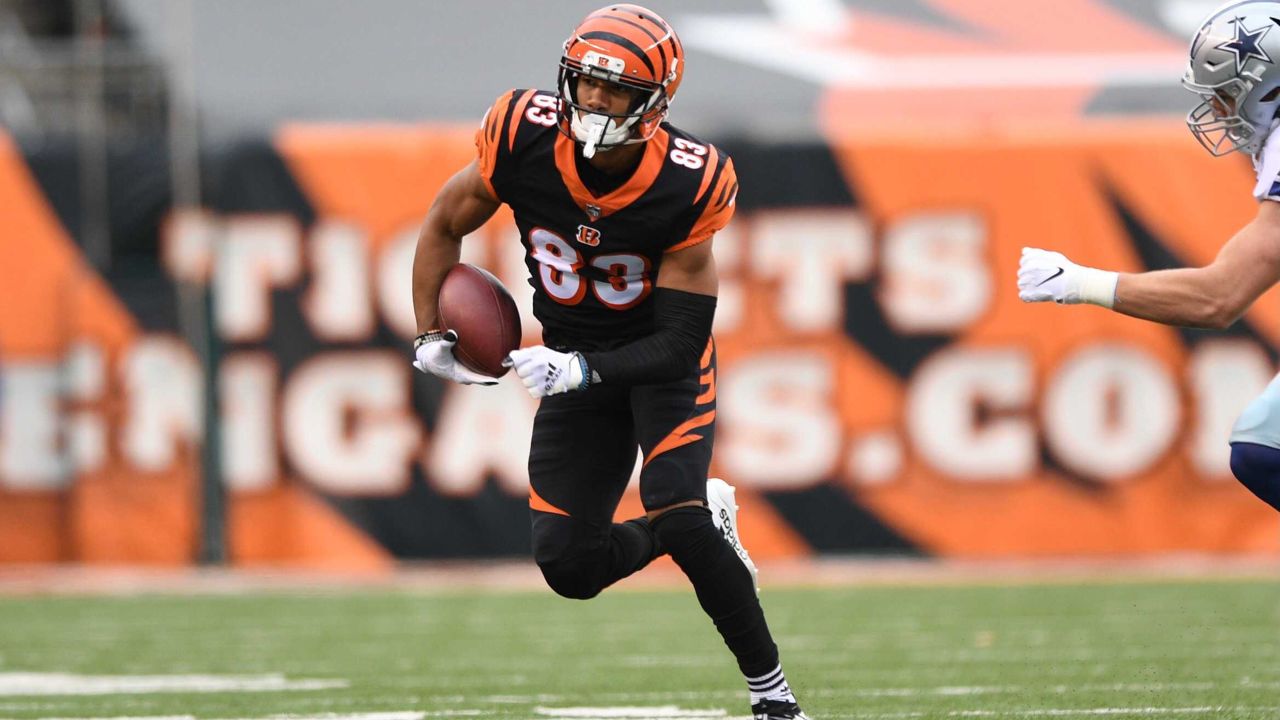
[1183,76,1259,156]
[555,3,684,159]
[557,52,670,158]
[1182,4,1280,157]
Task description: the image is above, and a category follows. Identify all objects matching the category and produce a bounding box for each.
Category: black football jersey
[476,88,737,352]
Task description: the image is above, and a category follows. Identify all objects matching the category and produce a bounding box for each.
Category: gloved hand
[506,345,590,398]
[1017,247,1118,308]
[413,330,498,386]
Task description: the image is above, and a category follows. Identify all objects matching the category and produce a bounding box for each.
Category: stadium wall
[1,122,1277,567]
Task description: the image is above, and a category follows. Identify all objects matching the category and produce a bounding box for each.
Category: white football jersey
[1252,119,1280,201]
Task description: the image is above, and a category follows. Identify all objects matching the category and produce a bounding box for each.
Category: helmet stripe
[600,15,661,44]
[594,15,672,80]
[579,30,656,76]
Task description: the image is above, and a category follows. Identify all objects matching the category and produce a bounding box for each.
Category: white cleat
[706,477,760,595]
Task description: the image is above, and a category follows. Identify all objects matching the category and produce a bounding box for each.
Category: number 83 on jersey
[529,226,652,310]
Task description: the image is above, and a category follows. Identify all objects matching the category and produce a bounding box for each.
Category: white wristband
[1078,268,1119,309]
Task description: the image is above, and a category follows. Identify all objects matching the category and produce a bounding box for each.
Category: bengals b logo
[576,225,601,247]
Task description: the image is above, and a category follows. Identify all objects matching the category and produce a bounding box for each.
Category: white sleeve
[1253,123,1280,201]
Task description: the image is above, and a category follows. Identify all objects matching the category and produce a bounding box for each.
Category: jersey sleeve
[475,88,539,201]
[667,152,738,253]
[1253,127,1280,202]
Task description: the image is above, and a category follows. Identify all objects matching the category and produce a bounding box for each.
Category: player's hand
[413,330,498,386]
[1017,247,1118,307]
[505,345,589,398]
[1017,247,1078,303]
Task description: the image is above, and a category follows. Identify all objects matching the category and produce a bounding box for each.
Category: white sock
[745,663,796,704]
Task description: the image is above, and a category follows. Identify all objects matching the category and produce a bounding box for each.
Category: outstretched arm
[1019,201,1280,329]
[1113,201,1280,328]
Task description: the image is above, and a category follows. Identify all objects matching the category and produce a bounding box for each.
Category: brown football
[437,263,522,377]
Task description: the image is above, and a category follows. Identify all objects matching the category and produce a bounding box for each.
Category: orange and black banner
[0,120,1276,568]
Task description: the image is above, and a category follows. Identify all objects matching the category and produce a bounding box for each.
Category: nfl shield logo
[586,204,602,220]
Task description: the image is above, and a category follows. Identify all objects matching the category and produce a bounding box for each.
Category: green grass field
[0,577,1276,719]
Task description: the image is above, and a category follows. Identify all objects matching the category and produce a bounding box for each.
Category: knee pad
[1229,442,1280,511]
[530,513,610,600]
[650,505,718,560]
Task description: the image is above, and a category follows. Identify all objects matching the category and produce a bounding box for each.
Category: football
[437,263,522,378]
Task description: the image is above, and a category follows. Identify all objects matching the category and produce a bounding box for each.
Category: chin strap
[581,113,610,158]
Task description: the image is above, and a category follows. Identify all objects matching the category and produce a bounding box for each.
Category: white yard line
[534,708,729,718]
[844,709,1280,719]
[469,678,1280,704]
[0,672,346,696]
[33,714,427,720]
[16,707,1280,720]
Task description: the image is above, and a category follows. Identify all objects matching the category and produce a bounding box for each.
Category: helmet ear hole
[1262,86,1280,103]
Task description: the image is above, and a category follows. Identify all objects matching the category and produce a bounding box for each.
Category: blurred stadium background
[0,0,1277,718]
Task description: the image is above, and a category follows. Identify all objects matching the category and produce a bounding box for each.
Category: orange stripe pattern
[529,485,570,517]
[645,338,717,466]
[507,89,537,152]
[568,4,684,98]
[670,157,737,253]
[643,410,716,467]
[554,129,670,219]
[475,89,516,198]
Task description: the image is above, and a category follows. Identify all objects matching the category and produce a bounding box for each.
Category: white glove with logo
[1017,247,1119,308]
[505,345,589,398]
[413,330,498,386]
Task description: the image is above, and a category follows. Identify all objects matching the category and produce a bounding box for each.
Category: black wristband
[414,329,446,350]
[583,288,716,386]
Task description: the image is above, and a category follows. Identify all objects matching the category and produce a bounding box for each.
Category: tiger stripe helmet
[558,4,684,153]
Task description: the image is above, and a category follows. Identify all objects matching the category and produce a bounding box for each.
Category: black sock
[652,506,779,675]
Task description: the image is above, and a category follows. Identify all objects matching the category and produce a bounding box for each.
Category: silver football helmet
[1183,1,1280,156]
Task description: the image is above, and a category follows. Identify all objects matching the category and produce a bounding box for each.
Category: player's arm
[1113,201,1280,327]
[582,239,718,382]
[412,159,501,335]
[1018,201,1280,328]
[506,240,719,397]
[410,159,502,385]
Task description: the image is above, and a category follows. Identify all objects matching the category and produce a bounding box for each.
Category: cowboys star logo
[1217,18,1274,74]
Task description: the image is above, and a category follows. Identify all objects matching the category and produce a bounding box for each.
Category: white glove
[413,330,498,386]
[505,345,589,398]
[1017,247,1119,308]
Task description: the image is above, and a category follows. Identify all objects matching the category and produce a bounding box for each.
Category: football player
[410,5,811,718]
[1018,1,1280,512]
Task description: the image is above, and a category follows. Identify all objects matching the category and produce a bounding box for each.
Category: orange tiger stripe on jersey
[670,157,737,252]
[553,128,669,219]
[693,144,722,204]
[529,485,570,517]
[507,89,537,152]
[476,90,516,197]
[644,410,716,467]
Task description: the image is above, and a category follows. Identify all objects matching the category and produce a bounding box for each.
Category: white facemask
[572,111,639,158]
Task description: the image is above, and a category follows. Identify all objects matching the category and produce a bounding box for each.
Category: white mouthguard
[581,113,609,158]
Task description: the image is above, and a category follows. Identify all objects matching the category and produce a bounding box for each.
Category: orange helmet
[557,4,684,154]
